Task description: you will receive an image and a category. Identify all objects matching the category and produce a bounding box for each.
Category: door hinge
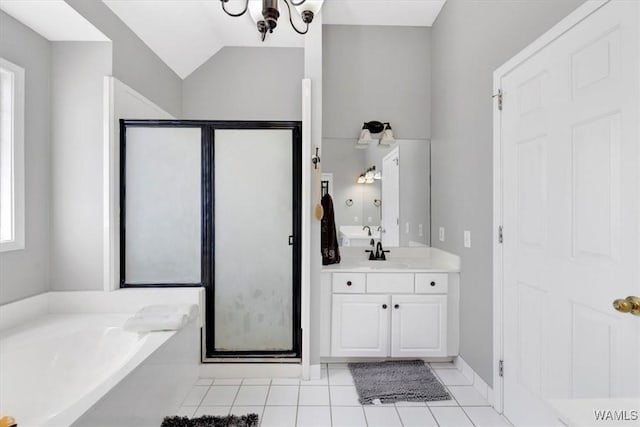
[498,226,504,244]
[288,235,294,246]
[493,89,503,111]
[499,360,504,377]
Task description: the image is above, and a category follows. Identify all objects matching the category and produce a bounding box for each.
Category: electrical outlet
[354,216,359,223]
[368,216,373,223]
[405,222,410,234]
[464,230,471,248]
[418,224,423,237]
[439,227,445,242]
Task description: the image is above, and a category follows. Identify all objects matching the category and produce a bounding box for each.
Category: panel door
[391,295,447,357]
[213,129,296,353]
[501,1,640,425]
[331,294,390,357]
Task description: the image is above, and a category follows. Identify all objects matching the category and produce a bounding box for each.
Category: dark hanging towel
[321,193,341,265]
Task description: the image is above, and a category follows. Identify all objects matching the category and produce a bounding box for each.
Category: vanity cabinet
[391,294,447,357]
[330,273,448,358]
[331,294,390,357]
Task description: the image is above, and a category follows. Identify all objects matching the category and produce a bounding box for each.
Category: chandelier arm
[282,0,310,34]
[221,0,250,17]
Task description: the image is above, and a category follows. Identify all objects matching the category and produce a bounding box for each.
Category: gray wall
[430,0,585,385]
[50,42,112,291]
[323,25,431,139]
[0,11,51,304]
[182,47,303,120]
[64,0,182,118]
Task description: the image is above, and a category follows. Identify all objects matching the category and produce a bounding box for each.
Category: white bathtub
[0,290,202,427]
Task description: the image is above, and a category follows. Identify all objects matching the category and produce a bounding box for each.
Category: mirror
[322,138,431,248]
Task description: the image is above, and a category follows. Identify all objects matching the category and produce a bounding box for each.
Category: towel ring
[345,199,354,207]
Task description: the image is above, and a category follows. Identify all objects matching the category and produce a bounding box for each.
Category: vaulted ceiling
[103,0,446,79]
[0,0,446,79]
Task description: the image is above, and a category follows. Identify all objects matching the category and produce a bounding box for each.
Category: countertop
[322,247,460,273]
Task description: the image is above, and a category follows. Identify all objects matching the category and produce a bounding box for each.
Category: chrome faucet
[376,226,382,232]
[362,225,372,236]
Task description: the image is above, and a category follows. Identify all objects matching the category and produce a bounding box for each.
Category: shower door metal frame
[119,119,302,361]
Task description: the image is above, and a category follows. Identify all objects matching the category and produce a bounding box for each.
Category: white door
[500,1,640,425]
[391,295,447,357]
[381,147,400,247]
[331,294,390,357]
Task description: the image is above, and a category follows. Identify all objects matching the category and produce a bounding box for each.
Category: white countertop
[322,247,460,273]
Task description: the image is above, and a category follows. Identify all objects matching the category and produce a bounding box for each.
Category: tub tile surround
[175,364,511,426]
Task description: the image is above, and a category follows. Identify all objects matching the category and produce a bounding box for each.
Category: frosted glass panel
[214,129,293,351]
[125,127,201,284]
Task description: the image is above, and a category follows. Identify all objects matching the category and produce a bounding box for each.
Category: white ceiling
[103,0,446,79]
[2,0,446,79]
[323,0,446,27]
[0,0,108,41]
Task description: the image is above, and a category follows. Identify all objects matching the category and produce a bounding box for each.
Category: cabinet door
[331,294,390,357]
[391,295,447,357]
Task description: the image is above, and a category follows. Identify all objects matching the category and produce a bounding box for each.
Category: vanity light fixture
[356,121,395,149]
[220,0,321,42]
[356,126,375,149]
[357,166,377,184]
[379,123,396,146]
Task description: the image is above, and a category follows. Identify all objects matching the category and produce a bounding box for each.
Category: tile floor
[175,362,512,426]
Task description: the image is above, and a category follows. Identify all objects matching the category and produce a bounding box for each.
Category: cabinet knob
[346,281,352,286]
[394,304,400,309]
[382,304,387,309]
[430,281,436,287]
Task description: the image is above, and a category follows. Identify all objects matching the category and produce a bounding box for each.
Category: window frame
[0,57,25,252]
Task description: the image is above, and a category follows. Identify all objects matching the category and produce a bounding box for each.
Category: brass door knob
[612,296,640,316]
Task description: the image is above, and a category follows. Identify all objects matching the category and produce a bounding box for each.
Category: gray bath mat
[161,414,259,427]
[348,360,450,405]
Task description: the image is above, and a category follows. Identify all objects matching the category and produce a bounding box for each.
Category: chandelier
[219,0,318,42]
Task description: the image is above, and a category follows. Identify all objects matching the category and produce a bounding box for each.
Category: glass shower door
[212,128,296,354]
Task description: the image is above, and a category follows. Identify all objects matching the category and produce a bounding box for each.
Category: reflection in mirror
[323,138,430,248]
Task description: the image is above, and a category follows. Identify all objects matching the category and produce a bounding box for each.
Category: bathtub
[0,290,202,427]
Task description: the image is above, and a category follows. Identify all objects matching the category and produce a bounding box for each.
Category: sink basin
[357,261,409,269]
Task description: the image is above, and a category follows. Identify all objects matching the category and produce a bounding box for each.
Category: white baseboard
[310,364,322,380]
[454,356,494,407]
[199,363,302,379]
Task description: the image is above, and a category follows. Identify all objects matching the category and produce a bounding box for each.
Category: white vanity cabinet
[329,272,450,358]
[391,294,447,357]
[331,294,390,357]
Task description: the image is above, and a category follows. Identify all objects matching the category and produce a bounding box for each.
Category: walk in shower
[120,120,302,360]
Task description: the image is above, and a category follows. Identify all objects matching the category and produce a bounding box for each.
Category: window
[0,58,25,252]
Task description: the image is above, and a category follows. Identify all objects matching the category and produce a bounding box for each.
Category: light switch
[368,216,373,223]
[464,230,471,248]
[418,224,423,237]
[439,227,445,242]
[405,222,410,234]
[354,216,359,222]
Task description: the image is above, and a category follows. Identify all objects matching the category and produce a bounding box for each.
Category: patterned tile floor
[174,362,512,426]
